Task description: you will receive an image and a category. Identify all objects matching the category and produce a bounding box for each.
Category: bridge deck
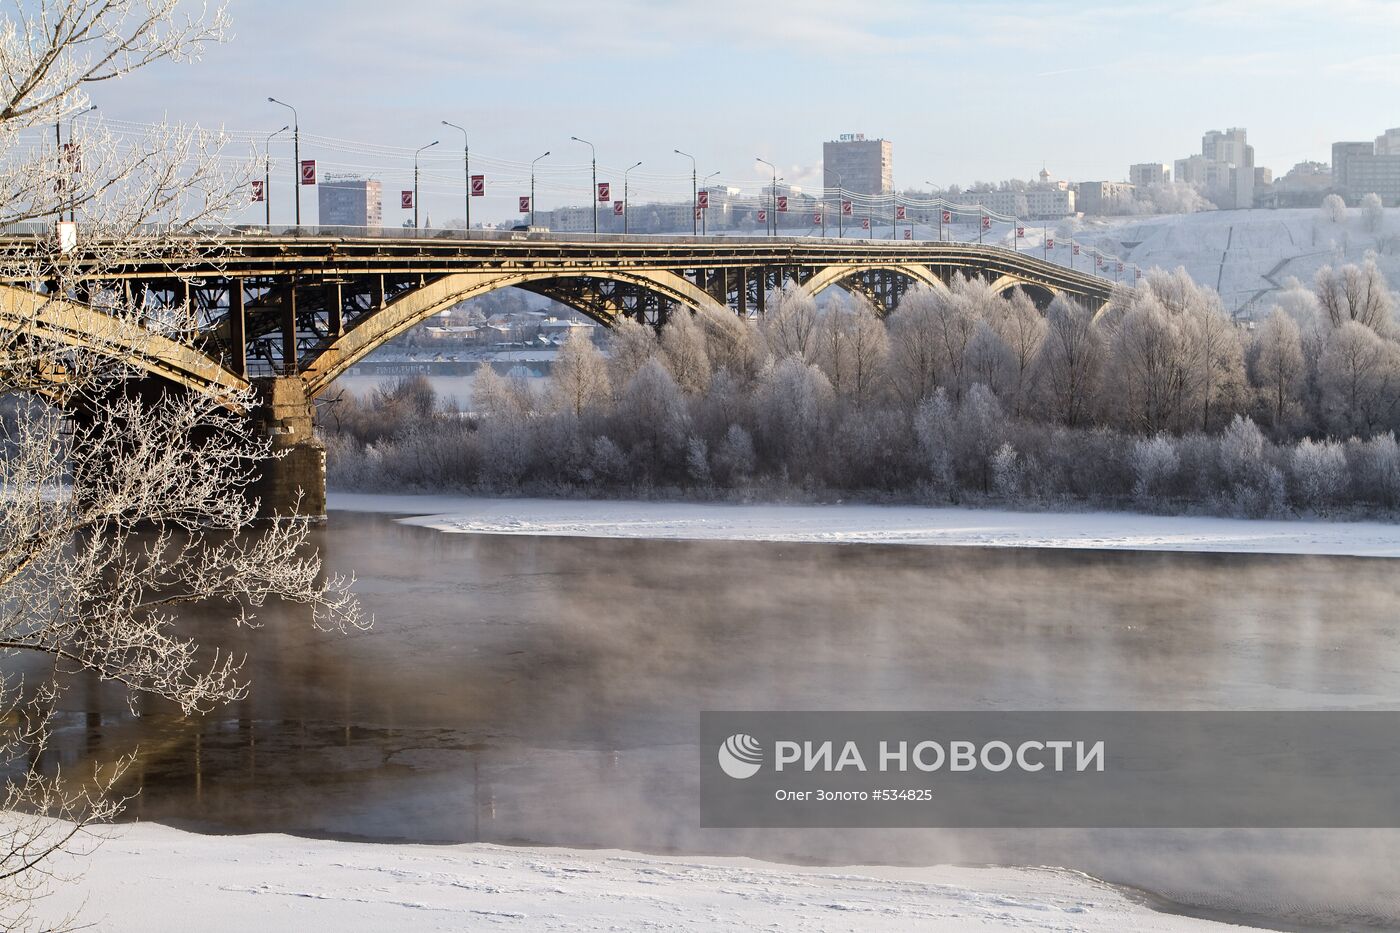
[0,232,1116,300]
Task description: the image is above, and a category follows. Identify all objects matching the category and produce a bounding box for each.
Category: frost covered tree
[991,289,1045,417]
[1362,192,1385,234]
[1318,321,1400,435]
[1313,259,1395,335]
[614,359,690,479]
[550,329,610,417]
[659,310,711,394]
[1249,309,1306,432]
[1321,193,1348,224]
[884,284,949,406]
[913,388,956,494]
[606,317,659,392]
[753,356,833,475]
[1035,295,1103,426]
[814,294,888,406]
[0,2,365,926]
[759,284,820,363]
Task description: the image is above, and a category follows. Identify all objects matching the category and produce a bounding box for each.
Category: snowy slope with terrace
[1014,207,1400,316]
[850,207,1398,317]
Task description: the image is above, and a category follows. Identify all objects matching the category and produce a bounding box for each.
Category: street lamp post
[264,124,288,226]
[441,120,470,232]
[530,151,550,227]
[267,97,301,226]
[830,170,844,238]
[674,149,697,235]
[925,181,942,241]
[58,103,97,223]
[623,161,642,234]
[414,140,440,229]
[571,136,597,234]
[756,157,776,237]
[702,171,719,235]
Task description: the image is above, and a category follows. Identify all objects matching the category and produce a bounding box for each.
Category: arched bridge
[0,230,1116,517]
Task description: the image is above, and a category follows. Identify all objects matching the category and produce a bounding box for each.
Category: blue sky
[107,0,1400,225]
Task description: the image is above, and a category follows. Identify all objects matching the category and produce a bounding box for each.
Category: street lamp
[755,157,776,236]
[267,97,301,226]
[925,180,942,241]
[442,120,470,232]
[830,170,844,238]
[623,160,642,234]
[530,151,550,228]
[674,149,697,235]
[57,103,97,223]
[571,136,597,234]
[702,171,720,235]
[414,140,439,229]
[264,124,289,226]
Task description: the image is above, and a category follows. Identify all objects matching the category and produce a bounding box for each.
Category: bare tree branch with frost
[0,4,364,930]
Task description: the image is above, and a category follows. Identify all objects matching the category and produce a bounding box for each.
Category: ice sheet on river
[329,493,1400,557]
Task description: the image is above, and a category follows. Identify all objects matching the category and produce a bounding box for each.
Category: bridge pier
[249,376,326,520]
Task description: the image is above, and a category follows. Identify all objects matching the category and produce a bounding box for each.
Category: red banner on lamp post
[942,210,952,223]
[401,190,413,209]
[756,209,766,223]
[895,205,906,221]
[842,200,853,216]
[470,175,485,196]
[251,180,264,202]
[861,217,870,231]
[519,196,531,213]
[597,182,610,202]
[300,160,316,185]
[981,215,991,230]
[613,200,624,216]
[776,196,788,212]
[904,228,912,240]
[697,190,710,209]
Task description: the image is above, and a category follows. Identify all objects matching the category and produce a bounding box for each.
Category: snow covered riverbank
[329,492,1400,557]
[34,821,1247,932]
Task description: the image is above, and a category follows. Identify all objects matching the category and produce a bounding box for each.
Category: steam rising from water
[27,512,1400,929]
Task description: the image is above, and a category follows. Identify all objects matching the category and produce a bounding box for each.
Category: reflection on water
[29,512,1400,929]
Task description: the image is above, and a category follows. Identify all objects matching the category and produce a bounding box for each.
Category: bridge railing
[0,222,1123,288]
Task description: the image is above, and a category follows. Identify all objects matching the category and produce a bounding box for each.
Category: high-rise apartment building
[1175,128,1256,208]
[318,177,383,227]
[822,134,892,197]
[1129,163,1171,188]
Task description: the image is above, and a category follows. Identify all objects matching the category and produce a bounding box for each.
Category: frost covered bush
[1290,438,1349,511]
[1217,416,1286,517]
[1130,434,1180,507]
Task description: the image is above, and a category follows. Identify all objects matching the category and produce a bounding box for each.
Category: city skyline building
[822,134,893,198]
[317,176,382,227]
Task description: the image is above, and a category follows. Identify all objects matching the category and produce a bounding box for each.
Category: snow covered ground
[329,492,1400,558]
[34,821,1244,932]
